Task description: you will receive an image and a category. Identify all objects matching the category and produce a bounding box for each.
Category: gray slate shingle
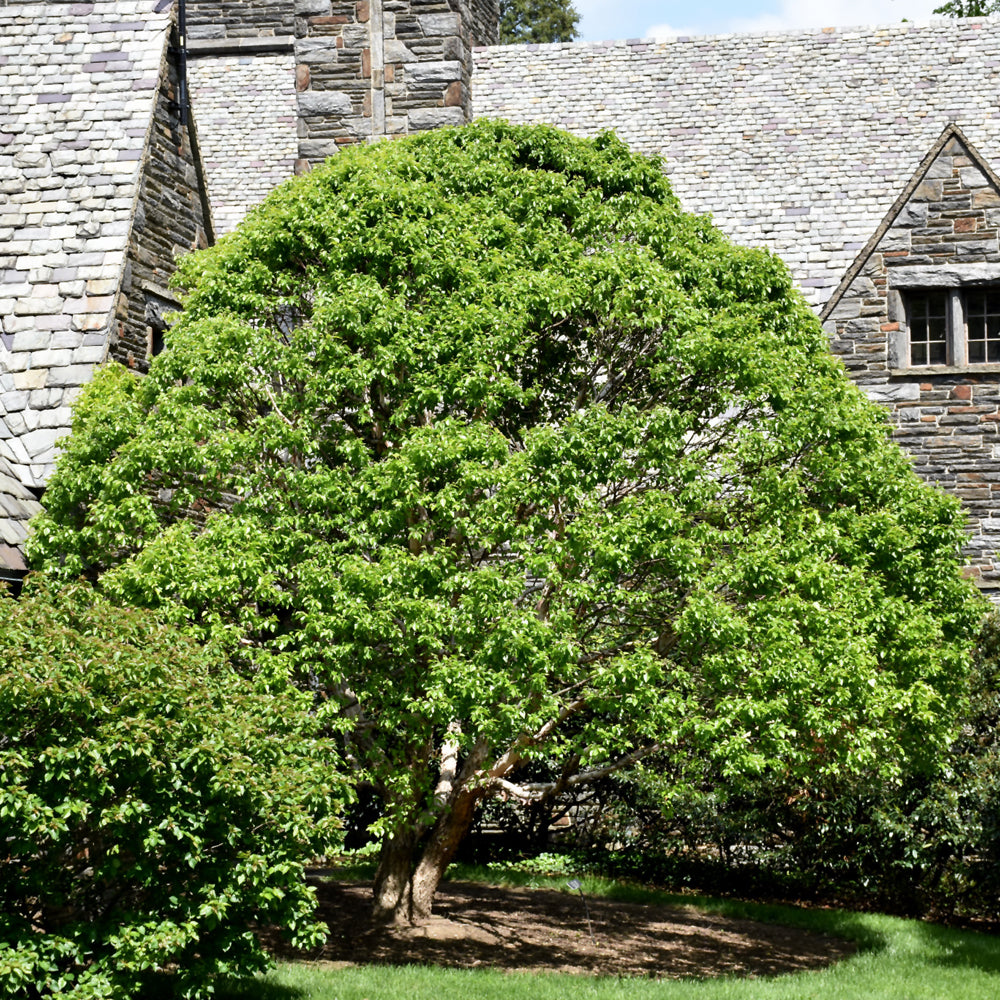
[0,0,171,490]
[472,17,1000,311]
[0,454,42,576]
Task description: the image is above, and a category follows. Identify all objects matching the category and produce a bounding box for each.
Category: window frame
[887,267,1000,373]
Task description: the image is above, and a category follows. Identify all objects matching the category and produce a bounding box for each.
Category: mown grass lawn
[219,867,1000,1000]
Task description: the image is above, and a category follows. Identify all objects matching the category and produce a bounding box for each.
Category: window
[907,291,948,366]
[143,286,176,360]
[900,287,1000,369]
[965,289,1000,364]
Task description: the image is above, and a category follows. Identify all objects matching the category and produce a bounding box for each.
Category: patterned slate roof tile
[187,51,298,234]
[0,1,172,493]
[0,453,42,576]
[473,18,1000,312]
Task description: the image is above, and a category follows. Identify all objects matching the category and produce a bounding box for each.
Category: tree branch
[487,742,661,803]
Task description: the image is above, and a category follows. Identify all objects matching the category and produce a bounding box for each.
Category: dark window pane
[908,290,949,366]
[965,289,1000,365]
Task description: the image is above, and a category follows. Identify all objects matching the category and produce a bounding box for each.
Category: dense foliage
[29,120,981,923]
[559,614,1000,923]
[933,1,1000,15]
[0,581,348,998]
[499,0,580,44]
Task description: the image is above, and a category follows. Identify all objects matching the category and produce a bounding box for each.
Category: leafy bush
[0,581,348,998]
[561,613,1000,923]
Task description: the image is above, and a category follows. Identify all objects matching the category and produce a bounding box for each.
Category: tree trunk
[372,834,416,925]
[371,786,482,926]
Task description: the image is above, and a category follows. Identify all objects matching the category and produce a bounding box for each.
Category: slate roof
[472,17,1000,311]
[0,0,173,493]
[187,49,298,235]
[0,454,42,579]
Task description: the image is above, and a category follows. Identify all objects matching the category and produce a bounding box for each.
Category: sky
[574,1,954,42]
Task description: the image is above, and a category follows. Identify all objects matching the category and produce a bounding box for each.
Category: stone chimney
[294,0,499,169]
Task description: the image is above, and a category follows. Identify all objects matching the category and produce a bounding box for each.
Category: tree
[30,120,981,927]
[0,580,349,998]
[499,0,580,44]
[933,1,1000,14]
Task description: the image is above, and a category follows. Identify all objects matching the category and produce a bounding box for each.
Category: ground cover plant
[0,581,349,999]
[29,119,982,927]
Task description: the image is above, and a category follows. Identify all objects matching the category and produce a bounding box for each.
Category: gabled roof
[473,18,1000,311]
[820,124,1000,321]
[0,1,173,489]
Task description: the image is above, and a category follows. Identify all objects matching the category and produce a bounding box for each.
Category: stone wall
[111,35,213,372]
[823,128,1000,586]
[468,0,498,46]
[187,0,295,40]
[293,0,489,166]
[187,0,494,219]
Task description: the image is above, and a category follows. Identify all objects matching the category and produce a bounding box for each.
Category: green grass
[218,864,1000,1000]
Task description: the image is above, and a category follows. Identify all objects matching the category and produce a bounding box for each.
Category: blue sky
[575,1,950,42]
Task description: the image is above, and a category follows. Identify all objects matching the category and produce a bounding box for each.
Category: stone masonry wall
[187,0,296,40]
[111,37,213,373]
[185,0,496,216]
[293,0,485,166]
[469,0,498,46]
[824,131,1000,586]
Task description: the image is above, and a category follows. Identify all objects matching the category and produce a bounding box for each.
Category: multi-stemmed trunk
[366,704,623,926]
[371,784,482,926]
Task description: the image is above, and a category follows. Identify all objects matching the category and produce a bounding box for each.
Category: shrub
[0,581,348,998]
[565,613,1000,923]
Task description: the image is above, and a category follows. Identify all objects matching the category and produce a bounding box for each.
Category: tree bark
[372,834,416,925]
[371,786,482,926]
[407,784,481,923]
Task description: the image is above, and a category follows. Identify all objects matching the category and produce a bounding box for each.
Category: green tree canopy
[30,120,981,926]
[499,0,580,43]
[933,1,999,14]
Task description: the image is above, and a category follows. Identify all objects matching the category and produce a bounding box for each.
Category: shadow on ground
[261,880,860,980]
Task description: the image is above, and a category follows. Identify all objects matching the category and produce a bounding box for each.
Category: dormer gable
[822,123,1000,351]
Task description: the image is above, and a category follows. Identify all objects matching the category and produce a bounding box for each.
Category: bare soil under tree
[265,879,857,979]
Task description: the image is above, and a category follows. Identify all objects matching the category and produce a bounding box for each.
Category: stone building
[0,1,211,584]
[6,1,1000,593]
[472,21,1000,589]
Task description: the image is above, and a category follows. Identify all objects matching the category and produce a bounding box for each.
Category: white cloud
[644,22,700,39]
[727,1,943,33]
